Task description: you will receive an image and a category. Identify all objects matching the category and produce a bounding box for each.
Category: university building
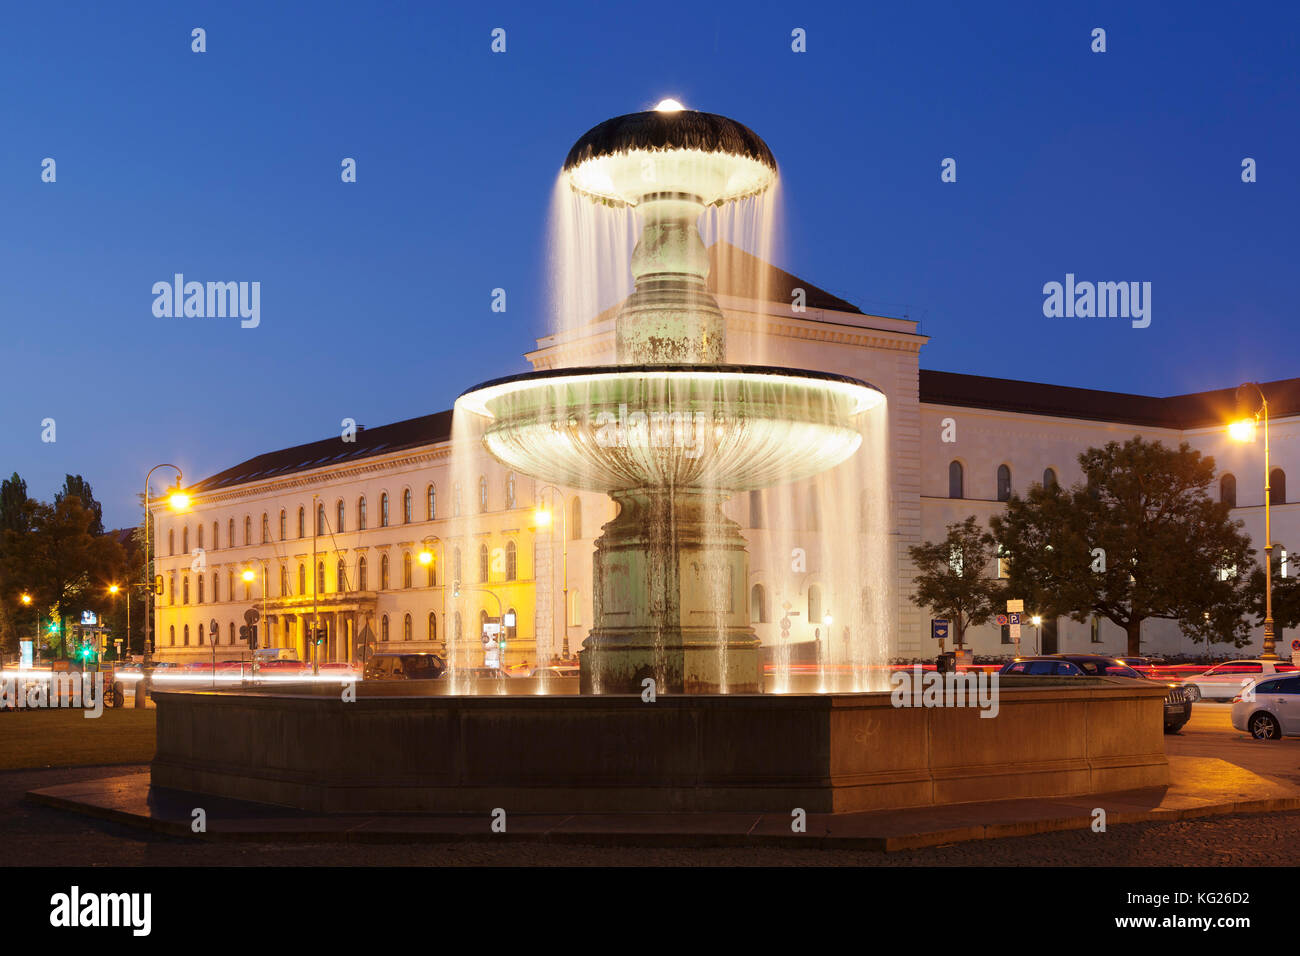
[152,247,1298,665]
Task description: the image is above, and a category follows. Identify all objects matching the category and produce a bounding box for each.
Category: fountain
[457,103,885,693]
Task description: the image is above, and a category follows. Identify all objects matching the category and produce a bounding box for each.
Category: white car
[1181,659,1298,701]
[1231,675,1300,739]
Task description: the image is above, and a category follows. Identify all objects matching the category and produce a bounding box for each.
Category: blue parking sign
[931,619,950,641]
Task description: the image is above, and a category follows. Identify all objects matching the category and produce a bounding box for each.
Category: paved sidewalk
[25,755,1300,852]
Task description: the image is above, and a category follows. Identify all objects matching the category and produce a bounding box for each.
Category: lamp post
[534,485,570,660]
[418,536,446,656]
[1031,614,1043,655]
[141,465,189,706]
[1229,383,1277,660]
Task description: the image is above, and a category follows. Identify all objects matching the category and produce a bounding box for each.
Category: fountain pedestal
[581,489,759,694]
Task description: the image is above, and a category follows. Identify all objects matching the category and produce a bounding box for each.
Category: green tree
[991,437,1255,656]
[55,474,104,536]
[908,516,1006,646]
[0,472,31,533]
[1246,544,1300,639]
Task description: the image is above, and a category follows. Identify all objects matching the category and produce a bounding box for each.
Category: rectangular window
[1090,616,1101,643]
[1000,623,1012,645]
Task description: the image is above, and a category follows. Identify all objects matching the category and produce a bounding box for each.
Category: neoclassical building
[153,246,1298,665]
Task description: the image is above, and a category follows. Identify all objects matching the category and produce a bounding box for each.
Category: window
[197,622,204,646]
[358,496,367,530]
[168,529,175,556]
[570,497,582,540]
[1000,623,1012,644]
[749,490,763,528]
[197,575,205,603]
[297,507,305,538]
[183,625,190,647]
[227,570,234,602]
[317,562,326,593]
[279,509,287,540]
[750,583,767,624]
[380,554,390,590]
[1090,615,1101,643]
[807,585,822,626]
[243,576,251,601]
[182,526,188,554]
[212,572,220,603]
[380,493,390,527]
[228,622,234,645]
[213,521,219,550]
[337,559,347,592]
[183,575,190,604]
[337,500,345,533]
[1043,468,1058,490]
[169,625,175,646]
[262,513,270,543]
[403,552,412,588]
[169,572,176,606]
[505,473,516,509]
[1221,473,1237,508]
[479,543,490,582]
[506,541,517,581]
[381,615,389,642]
[1270,468,1286,506]
[426,558,436,587]
[428,612,437,642]
[996,465,1012,502]
[358,556,367,590]
[244,516,252,545]
[196,525,203,549]
[997,544,1010,579]
[298,563,306,595]
[453,548,462,585]
[948,460,964,499]
[229,518,235,547]
[479,476,488,513]
[403,613,412,641]
[317,503,326,535]
[280,566,288,596]
[403,488,412,523]
[427,484,436,520]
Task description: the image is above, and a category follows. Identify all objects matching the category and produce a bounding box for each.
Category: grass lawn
[0,708,156,769]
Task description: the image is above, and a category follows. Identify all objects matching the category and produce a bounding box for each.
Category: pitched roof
[920,370,1300,429]
[707,242,864,315]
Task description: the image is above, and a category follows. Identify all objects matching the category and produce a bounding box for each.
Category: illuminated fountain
[458,102,885,693]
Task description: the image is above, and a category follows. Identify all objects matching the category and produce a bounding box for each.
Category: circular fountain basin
[456,365,884,493]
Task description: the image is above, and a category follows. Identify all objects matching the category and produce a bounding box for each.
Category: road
[1165,702,1300,790]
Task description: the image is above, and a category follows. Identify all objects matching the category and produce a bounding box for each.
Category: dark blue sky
[3,0,1297,528]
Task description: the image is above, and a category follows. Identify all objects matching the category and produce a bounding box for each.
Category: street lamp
[418,536,446,655]
[1031,614,1043,654]
[1229,382,1278,660]
[142,464,188,706]
[535,486,571,660]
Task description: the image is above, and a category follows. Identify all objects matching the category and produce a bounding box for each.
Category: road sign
[931,619,950,641]
[1009,612,1021,626]
[1010,623,1022,640]
[1292,639,1300,652]
[1006,599,1024,613]
[995,614,1009,627]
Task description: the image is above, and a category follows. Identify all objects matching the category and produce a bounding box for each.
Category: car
[1230,675,1300,739]
[530,664,579,679]
[1179,659,1298,702]
[362,653,445,681]
[454,666,511,680]
[999,654,1192,733]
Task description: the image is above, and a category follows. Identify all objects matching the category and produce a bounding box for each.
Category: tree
[908,516,1006,646]
[0,473,30,533]
[55,474,104,536]
[991,437,1255,656]
[1246,544,1300,638]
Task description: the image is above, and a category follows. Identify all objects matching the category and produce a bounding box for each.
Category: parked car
[530,664,579,679]
[999,654,1192,733]
[1180,659,1298,702]
[1230,675,1300,739]
[363,653,445,681]
[455,666,511,680]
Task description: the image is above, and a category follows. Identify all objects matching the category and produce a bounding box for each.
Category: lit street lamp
[1229,383,1278,660]
[141,464,189,707]
[417,536,446,656]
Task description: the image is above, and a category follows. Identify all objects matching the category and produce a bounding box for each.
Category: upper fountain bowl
[562,109,777,207]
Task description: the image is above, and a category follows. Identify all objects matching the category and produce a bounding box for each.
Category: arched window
[212,572,220,603]
[358,556,368,591]
[183,575,190,605]
[182,526,188,554]
[506,540,518,581]
[428,612,437,642]
[479,543,490,582]
[1270,469,1286,506]
[948,460,964,499]
[196,524,203,549]
[807,585,823,626]
[336,500,345,533]
[297,507,305,538]
[168,529,175,556]
[380,554,390,590]
[570,497,582,540]
[997,464,1012,502]
[1221,473,1237,508]
[403,552,412,588]
[479,476,488,513]
[298,563,306,595]
[240,516,249,546]
[243,575,251,601]
[337,559,347,592]
[227,570,233,602]
[317,503,326,535]
[280,566,288,596]
[213,521,219,550]
[1043,468,1058,490]
[228,518,235,546]
[358,496,367,530]
[381,615,390,642]
[453,548,462,585]
[403,488,412,523]
[260,513,269,543]
[380,493,390,527]
[750,583,768,624]
[427,484,436,520]
[749,490,763,528]
[317,562,326,594]
[169,573,176,606]
[168,625,175,646]
[505,473,516,509]
[197,622,204,646]
[403,613,412,641]
[197,575,205,604]
[279,509,286,540]
[426,557,436,587]
[183,624,190,647]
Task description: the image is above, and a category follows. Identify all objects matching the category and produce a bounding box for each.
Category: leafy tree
[908,516,1006,645]
[55,474,104,536]
[991,437,1255,656]
[1246,544,1300,638]
[0,473,30,533]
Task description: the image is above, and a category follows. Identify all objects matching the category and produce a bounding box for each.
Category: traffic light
[313,628,326,646]
[154,575,164,596]
[238,624,259,648]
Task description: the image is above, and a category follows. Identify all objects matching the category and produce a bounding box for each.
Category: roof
[707,242,864,315]
[919,370,1300,429]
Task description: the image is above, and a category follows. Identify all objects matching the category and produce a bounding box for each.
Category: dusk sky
[3,0,1296,529]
